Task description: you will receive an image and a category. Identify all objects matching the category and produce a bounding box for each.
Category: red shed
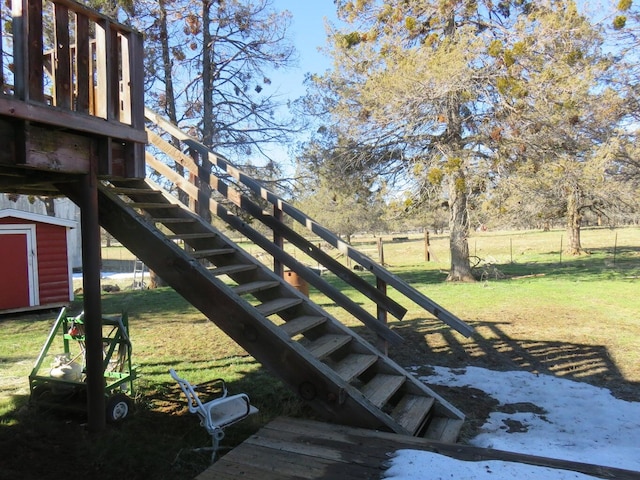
[0,209,77,313]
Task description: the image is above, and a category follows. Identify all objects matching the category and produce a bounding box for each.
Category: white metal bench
[169,368,258,463]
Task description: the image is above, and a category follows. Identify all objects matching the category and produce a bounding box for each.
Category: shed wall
[0,217,72,306]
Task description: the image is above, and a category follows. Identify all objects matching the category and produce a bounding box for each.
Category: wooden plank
[165,232,217,240]
[11,0,27,100]
[94,19,108,119]
[107,25,120,121]
[151,217,196,224]
[118,32,132,124]
[27,0,44,103]
[424,417,464,443]
[256,298,303,317]
[191,247,236,259]
[307,334,351,359]
[23,125,95,172]
[205,442,380,480]
[126,202,180,209]
[209,264,256,276]
[54,3,72,109]
[201,444,334,479]
[361,374,405,408]
[232,280,280,296]
[0,96,148,143]
[280,315,326,337]
[110,186,164,195]
[74,13,90,113]
[128,31,145,131]
[392,394,434,435]
[197,458,306,480]
[201,417,640,480]
[334,354,377,382]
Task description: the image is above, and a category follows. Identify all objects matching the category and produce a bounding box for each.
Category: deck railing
[1,0,144,138]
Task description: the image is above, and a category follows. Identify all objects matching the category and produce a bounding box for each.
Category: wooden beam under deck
[0,96,147,144]
[0,117,144,184]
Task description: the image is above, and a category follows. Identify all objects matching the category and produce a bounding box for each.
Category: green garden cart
[29,307,137,422]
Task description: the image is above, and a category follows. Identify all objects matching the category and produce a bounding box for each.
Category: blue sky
[268,1,339,99]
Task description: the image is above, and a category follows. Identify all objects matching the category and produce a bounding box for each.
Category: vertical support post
[375,276,388,356]
[377,237,384,265]
[188,171,198,212]
[78,170,106,433]
[273,204,284,277]
[197,157,212,224]
[424,230,431,262]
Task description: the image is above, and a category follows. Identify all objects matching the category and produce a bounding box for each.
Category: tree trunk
[446,168,475,282]
[566,186,583,255]
[149,270,167,288]
[43,197,55,216]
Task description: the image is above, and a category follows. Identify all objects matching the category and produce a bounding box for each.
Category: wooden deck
[197,416,640,480]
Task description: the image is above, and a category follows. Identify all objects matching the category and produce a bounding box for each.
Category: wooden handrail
[145,109,474,338]
[146,129,408,320]
[144,152,404,345]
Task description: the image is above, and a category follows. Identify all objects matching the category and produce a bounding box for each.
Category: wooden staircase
[93,178,465,442]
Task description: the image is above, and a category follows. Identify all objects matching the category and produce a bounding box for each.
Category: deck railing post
[75,12,90,113]
[94,18,108,119]
[53,3,71,109]
[274,205,284,277]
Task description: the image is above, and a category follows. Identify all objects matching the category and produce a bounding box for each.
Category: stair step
[423,417,464,443]
[392,394,435,435]
[281,315,326,337]
[127,202,180,209]
[233,280,280,296]
[208,264,257,276]
[191,248,235,259]
[167,232,218,240]
[334,354,378,382]
[307,334,351,359]
[111,187,163,195]
[361,374,405,408]
[256,297,303,316]
[152,217,196,224]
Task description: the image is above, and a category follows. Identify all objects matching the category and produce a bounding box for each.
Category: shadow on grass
[384,317,640,405]
[0,359,310,480]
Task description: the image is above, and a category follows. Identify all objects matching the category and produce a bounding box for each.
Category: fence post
[424,230,431,261]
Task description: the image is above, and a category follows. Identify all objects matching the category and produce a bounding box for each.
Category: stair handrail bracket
[144,109,474,339]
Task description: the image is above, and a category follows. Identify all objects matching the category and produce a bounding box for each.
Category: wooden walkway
[196,417,640,480]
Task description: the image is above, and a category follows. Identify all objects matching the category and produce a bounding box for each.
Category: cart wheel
[106,393,132,423]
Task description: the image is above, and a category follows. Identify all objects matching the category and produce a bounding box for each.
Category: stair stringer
[91,181,464,438]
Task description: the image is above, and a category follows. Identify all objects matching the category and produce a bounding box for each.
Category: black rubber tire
[105,393,132,423]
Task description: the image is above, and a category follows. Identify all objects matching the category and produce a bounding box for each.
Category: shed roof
[0,208,77,228]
